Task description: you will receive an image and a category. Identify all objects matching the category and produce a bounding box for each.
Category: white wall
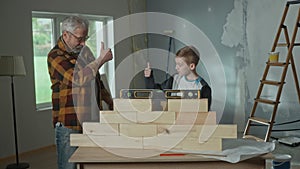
[0,0,146,158]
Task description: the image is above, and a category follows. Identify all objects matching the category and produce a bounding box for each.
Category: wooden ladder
[243,0,300,142]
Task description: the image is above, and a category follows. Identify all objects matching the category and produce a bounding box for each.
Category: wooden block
[176,137,222,151]
[152,99,168,111]
[120,124,157,137]
[197,124,237,143]
[82,122,119,136]
[88,135,143,149]
[114,99,152,112]
[100,111,137,123]
[175,111,216,125]
[143,135,184,150]
[168,99,208,112]
[185,125,237,139]
[137,111,176,124]
[143,135,222,151]
[100,111,176,124]
[70,134,97,147]
[157,125,237,139]
[157,124,192,136]
[70,134,143,149]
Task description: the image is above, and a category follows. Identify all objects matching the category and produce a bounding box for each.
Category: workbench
[69,147,266,169]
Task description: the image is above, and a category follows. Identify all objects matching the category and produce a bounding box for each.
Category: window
[32,12,114,111]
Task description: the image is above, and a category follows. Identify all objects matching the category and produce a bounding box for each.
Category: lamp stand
[6,76,29,169]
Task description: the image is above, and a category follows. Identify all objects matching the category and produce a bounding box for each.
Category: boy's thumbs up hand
[144,62,152,77]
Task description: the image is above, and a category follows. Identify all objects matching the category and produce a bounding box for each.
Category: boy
[144,46,211,110]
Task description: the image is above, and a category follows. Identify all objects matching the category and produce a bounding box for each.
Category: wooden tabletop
[69,147,266,169]
[69,147,222,163]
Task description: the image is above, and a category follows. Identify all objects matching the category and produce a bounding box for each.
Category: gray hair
[61,16,89,33]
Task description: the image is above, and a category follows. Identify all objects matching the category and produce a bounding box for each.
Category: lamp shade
[0,56,26,76]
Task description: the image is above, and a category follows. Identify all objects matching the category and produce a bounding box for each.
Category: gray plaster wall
[146,0,300,136]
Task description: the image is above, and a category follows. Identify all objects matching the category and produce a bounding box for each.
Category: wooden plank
[152,99,168,111]
[143,135,184,150]
[70,134,97,147]
[191,125,237,139]
[168,99,208,112]
[137,111,176,124]
[177,138,222,151]
[196,125,236,143]
[70,134,143,149]
[175,111,216,125]
[82,122,119,136]
[114,99,152,112]
[143,135,222,151]
[120,124,157,137]
[100,111,176,124]
[88,135,143,149]
[100,111,137,124]
[157,125,237,139]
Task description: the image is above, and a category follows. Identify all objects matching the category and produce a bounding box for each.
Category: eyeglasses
[67,31,89,42]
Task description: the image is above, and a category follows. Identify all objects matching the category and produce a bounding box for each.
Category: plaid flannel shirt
[47,37,113,131]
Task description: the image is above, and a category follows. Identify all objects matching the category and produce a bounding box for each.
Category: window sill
[36,102,52,112]
[36,106,52,112]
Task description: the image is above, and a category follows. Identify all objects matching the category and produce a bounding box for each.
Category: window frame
[32,11,114,111]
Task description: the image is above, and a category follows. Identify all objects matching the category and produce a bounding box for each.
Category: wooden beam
[114,99,152,112]
[82,122,119,136]
[120,124,157,137]
[70,134,143,149]
[168,99,208,112]
[175,111,216,125]
[100,111,137,124]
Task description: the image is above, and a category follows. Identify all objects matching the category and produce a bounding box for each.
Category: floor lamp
[0,56,29,169]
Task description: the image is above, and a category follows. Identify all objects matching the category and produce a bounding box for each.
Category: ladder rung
[281,24,287,28]
[287,0,300,5]
[243,135,264,142]
[294,43,300,46]
[249,117,271,125]
[261,80,283,86]
[255,98,278,105]
[277,43,288,47]
[266,62,287,66]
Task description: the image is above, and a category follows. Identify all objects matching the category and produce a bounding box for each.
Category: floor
[0,145,57,169]
[0,138,299,169]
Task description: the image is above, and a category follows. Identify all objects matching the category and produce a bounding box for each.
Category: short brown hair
[176,46,200,66]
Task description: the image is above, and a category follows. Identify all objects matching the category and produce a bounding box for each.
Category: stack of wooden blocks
[71,96,237,152]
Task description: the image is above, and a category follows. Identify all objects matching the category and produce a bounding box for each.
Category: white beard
[71,45,84,54]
